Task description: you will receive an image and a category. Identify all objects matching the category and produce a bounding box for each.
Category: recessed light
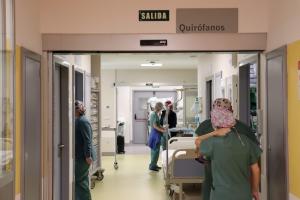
[140,61,162,67]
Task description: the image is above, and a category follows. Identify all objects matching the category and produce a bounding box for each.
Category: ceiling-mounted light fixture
[140,61,162,67]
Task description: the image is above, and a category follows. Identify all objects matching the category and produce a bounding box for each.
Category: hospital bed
[161,131,205,200]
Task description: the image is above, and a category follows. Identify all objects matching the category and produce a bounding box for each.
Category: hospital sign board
[139,10,170,21]
[176,8,238,33]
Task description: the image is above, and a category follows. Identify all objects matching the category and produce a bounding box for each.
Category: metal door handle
[58,144,65,149]
[134,114,137,120]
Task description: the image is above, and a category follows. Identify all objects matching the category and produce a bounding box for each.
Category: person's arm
[250,162,260,200]
[195,128,231,148]
[81,120,93,165]
[153,124,165,133]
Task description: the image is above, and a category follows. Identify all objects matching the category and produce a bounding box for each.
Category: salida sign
[139,10,170,21]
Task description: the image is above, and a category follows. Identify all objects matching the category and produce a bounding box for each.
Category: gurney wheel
[97,171,104,181]
[168,189,175,197]
[114,162,119,170]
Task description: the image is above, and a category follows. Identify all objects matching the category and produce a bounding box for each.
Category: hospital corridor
[91,145,201,200]
[1,0,300,200]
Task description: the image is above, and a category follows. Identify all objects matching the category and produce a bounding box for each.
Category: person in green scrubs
[195,98,261,200]
[75,101,95,200]
[148,102,166,172]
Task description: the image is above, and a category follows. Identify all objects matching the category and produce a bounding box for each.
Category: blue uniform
[148,112,163,170]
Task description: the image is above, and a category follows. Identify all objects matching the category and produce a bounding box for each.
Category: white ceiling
[101,53,205,70]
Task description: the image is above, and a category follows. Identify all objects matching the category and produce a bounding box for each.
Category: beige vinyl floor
[91,153,202,200]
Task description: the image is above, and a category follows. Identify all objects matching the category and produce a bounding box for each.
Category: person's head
[211,98,236,128]
[75,100,86,117]
[165,100,172,110]
[154,102,164,113]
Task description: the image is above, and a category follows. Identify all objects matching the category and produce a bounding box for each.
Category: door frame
[265,46,288,200]
[52,56,75,200]
[21,47,42,200]
[45,32,266,198]
[131,89,177,144]
[205,75,214,119]
[238,54,261,111]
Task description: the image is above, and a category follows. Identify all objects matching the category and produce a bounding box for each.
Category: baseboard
[290,193,300,200]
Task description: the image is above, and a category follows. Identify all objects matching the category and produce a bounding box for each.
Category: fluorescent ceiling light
[140,63,162,67]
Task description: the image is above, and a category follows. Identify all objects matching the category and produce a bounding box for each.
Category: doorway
[53,59,74,200]
[238,56,259,135]
[75,70,84,102]
[132,90,177,144]
[266,47,288,200]
[22,48,41,200]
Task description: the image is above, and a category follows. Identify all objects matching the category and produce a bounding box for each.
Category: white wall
[198,54,238,120]
[116,69,197,86]
[102,68,197,142]
[16,0,42,53]
[267,0,300,50]
[40,0,268,34]
[117,87,132,143]
[101,70,117,128]
[57,55,91,74]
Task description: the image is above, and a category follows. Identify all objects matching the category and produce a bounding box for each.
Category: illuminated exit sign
[139,10,170,21]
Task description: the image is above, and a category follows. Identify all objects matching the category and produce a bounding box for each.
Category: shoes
[149,167,159,172]
[155,166,162,170]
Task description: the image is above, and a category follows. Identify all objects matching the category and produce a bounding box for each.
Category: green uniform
[149,112,162,169]
[200,130,261,200]
[75,116,95,200]
[195,119,259,200]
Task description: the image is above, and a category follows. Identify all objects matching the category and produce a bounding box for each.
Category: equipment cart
[90,88,104,189]
[101,125,120,170]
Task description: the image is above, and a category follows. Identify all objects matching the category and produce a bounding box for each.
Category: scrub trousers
[202,163,213,200]
[75,159,92,200]
[161,133,168,151]
[149,142,161,169]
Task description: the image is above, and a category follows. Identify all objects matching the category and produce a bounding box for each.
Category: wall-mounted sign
[176,8,238,33]
[139,10,170,21]
[140,40,167,46]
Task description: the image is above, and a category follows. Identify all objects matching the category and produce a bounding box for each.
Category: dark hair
[75,100,86,116]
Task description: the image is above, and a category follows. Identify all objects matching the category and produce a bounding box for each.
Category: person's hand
[195,137,201,148]
[213,128,231,137]
[194,147,200,157]
[252,191,259,200]
[86,157,93,165]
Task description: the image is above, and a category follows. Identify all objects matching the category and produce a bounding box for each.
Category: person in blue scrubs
[148,102,166,172]
[75,101,95,200]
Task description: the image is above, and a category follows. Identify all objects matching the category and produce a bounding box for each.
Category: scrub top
[195,119,260,200]
[200,131,262,200]
[150,112,161,129]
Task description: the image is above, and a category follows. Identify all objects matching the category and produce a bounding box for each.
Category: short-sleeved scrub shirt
[200,130,262,200]
[195,119,260,200]
[150,112,160,128]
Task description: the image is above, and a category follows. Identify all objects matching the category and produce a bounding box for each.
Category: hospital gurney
[161,129,205,200]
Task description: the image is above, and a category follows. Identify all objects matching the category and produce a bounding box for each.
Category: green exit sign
[139,10,170,21]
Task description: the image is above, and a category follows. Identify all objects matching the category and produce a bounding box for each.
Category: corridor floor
[91,152,202,200]
[91,154,169,200]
